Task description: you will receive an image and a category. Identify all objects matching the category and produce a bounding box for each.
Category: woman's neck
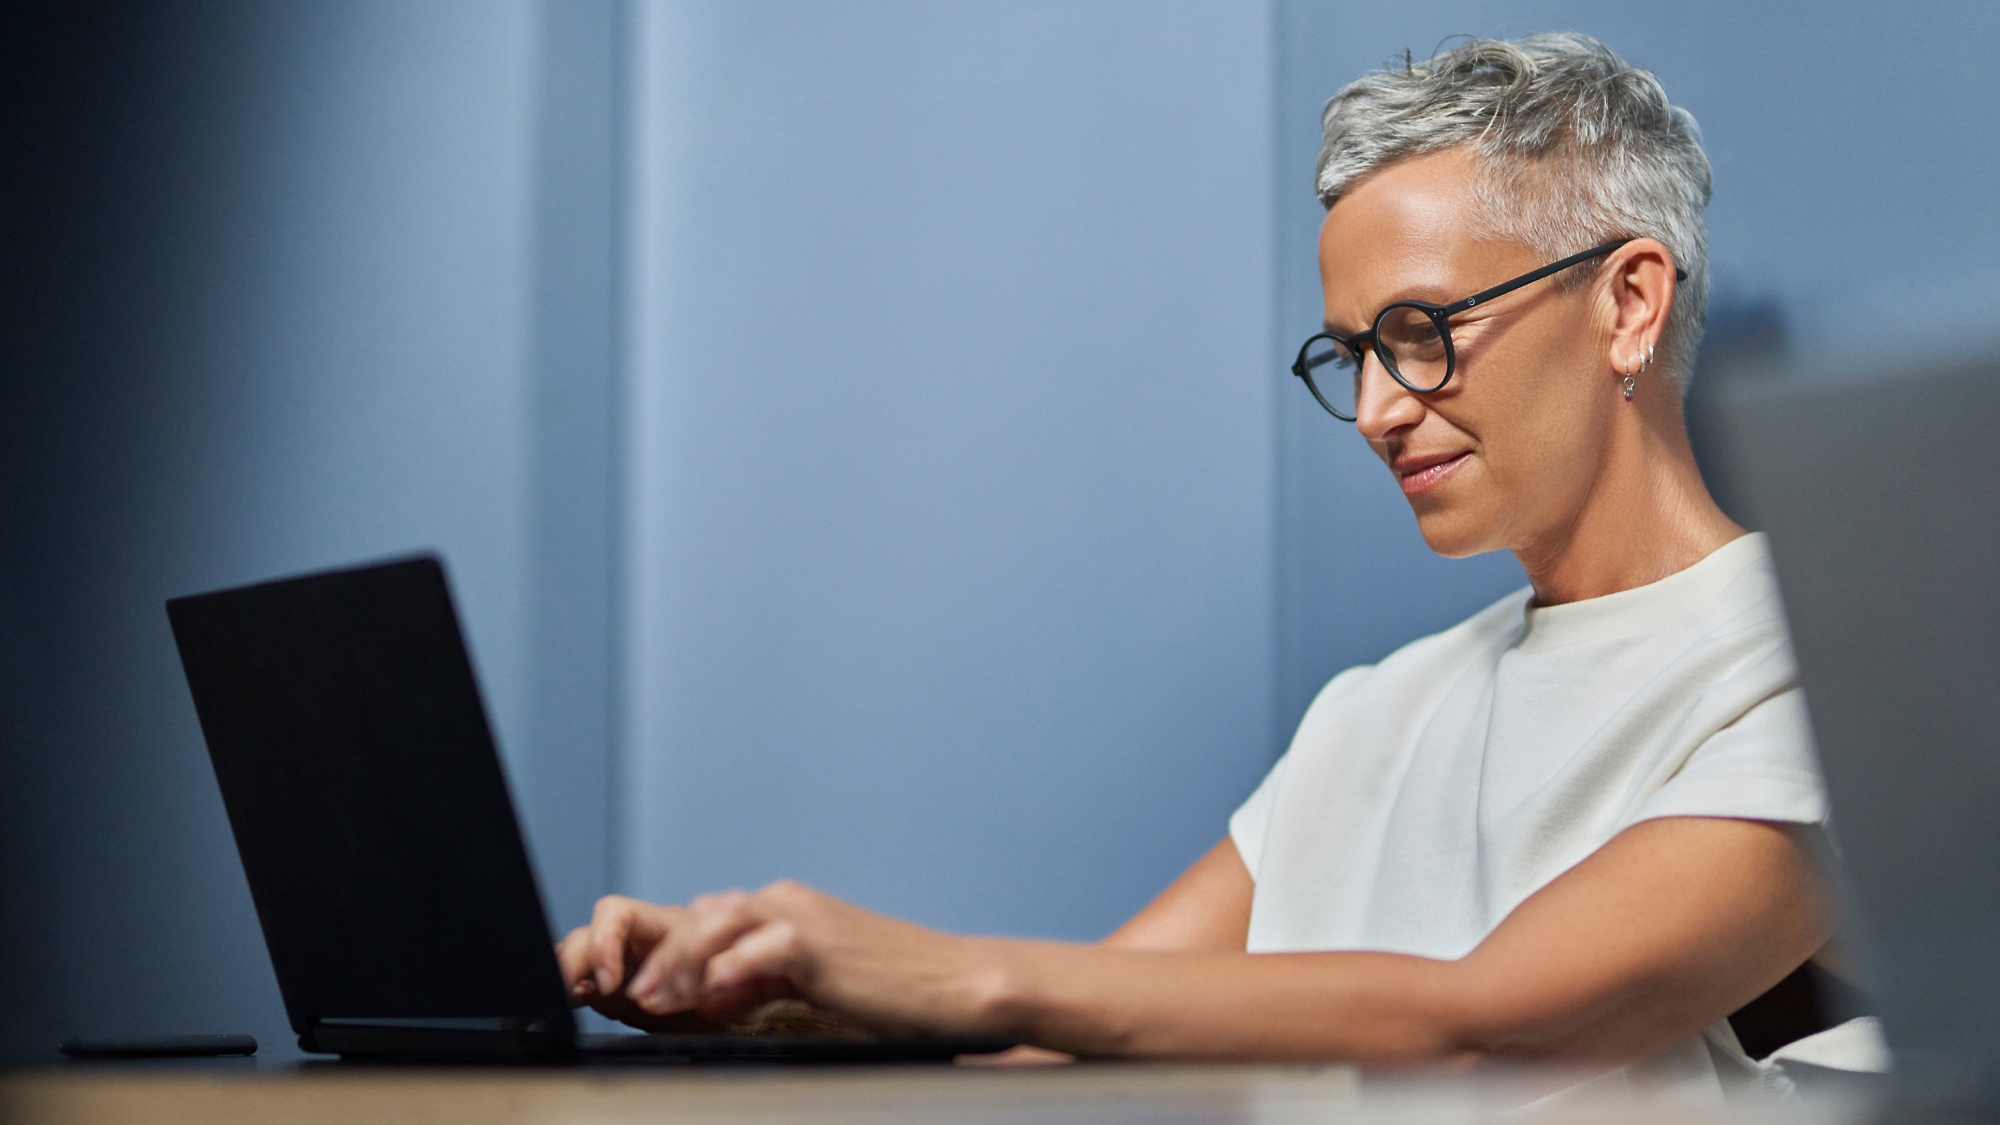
[1514,401,1744,607]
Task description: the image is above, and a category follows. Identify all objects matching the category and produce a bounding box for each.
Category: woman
[559,33,1870,1093]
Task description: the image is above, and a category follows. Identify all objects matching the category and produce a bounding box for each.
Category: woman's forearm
[976,940,1479,1062]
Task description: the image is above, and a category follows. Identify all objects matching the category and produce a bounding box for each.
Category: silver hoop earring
[1622,372,1637,401]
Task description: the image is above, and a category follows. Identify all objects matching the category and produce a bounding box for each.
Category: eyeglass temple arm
[1440,239,1689,316]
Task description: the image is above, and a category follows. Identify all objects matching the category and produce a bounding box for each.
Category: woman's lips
[1394,451,1470,496]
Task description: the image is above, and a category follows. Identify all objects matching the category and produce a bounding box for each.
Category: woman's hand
[556,882,1009,1037]
[555,896,738,1032]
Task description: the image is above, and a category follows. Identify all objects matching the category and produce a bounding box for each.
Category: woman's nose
[1354,349,1424,440]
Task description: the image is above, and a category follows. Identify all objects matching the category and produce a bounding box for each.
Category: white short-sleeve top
[1230,532,1832,1094]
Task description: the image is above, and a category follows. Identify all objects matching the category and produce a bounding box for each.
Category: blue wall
[6,0,1998,1066]
[617,0,1278,939]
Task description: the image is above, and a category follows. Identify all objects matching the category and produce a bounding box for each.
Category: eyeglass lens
[1297,305,1454,421]
[1298,336,1362,420]
[1374,305,1451,393]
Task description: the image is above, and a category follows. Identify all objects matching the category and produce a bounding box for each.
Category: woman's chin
[1411,507,1505,560]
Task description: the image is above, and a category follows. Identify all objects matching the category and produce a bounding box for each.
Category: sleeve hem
[1228,803,1263,881]
[1625,767,1828,828]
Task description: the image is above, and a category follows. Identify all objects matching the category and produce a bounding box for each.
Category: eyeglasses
[1290,239,1687,422]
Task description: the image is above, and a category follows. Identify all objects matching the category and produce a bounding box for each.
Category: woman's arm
[559,816,1828,1065]
[1099,838,1252,952]
[991,817,1828,1062]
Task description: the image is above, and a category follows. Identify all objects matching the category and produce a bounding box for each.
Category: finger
[695,974,799,1024]
[628,891,763,1011]
[588,988,658,1027]
[588,896,641,995]
[626,937,702,1015]
[556,927,598,1002]
[690,922,810,1023]
[705,919,807,994]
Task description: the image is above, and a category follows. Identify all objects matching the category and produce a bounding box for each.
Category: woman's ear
[1602,238,1676,373]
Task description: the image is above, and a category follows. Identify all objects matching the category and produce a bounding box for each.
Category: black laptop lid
[167,556,573,1036]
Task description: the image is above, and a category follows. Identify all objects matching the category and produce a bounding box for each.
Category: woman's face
[1319,148,1617,559]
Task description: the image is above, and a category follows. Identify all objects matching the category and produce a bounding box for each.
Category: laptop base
[305,1024,1015,1065]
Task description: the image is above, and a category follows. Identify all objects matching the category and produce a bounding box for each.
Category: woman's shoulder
[1379,584,1535,673]
[1300,584,1532,716]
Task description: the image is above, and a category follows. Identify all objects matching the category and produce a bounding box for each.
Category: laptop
[1709,346,2000,1115]
[166,556,1014,1064]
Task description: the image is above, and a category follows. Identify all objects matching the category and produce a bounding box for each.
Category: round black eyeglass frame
[1290,239,1689,422]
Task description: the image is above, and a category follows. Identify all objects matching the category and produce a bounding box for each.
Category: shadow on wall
[1686,289,1791,525]
[0,0,578,1064]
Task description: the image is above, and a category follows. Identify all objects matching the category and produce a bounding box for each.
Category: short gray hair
[1316,32,1711,387]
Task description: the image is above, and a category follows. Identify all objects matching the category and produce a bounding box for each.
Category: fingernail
[571,981,591,998]
[629,971,655,997]
[596,969,616,993]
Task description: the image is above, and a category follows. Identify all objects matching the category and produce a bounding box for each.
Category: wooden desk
[0,1062,1872,1125]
